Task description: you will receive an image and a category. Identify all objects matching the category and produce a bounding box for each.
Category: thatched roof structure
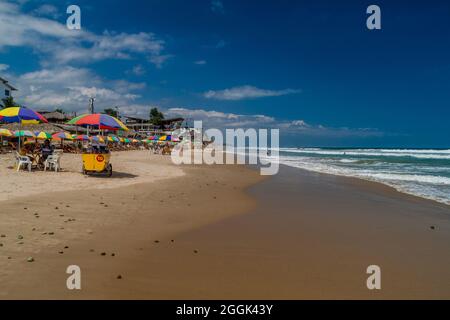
[38,111,73,122]
[0,122,65,133]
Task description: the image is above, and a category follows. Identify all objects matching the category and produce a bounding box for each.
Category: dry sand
[0,151,185,201]
[0,151,263,299]
[0,151,449,299]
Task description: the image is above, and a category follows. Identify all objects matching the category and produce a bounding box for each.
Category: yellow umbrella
[0,128,13,137]
[35,131,52,139]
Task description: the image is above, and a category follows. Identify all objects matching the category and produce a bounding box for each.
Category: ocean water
[276,148,450,206]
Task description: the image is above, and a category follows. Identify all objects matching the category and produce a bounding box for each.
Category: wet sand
[160,165,450,299]
[1,158,449,299]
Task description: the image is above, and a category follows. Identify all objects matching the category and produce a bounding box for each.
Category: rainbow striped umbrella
[14,130,35,138]
[73,134,90,141]
[90,136,105,143]
[0,107,48,124]
[159,135,171,141]
[35,131,52,139]
[0,128,13,137]
[52,131,74,140]
[67,114,128,131]
[106,135,120,142]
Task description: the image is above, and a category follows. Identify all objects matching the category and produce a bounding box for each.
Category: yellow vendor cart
[82,152,112,177]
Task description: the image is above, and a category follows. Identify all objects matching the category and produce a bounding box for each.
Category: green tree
[1,97,18,109]
[55,108,65,114]
[149,107,164,126]
[103,108,118,118]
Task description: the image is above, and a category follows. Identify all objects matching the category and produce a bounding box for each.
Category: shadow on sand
[85,171,138,179]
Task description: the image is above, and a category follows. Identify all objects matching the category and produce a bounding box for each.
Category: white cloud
[215,40,227,48]
[129,65,146,76]
[194,60,207,65]
[164,107,382,138]
[0,64,10,71]
[10,66,145,113]
[204,85,301,101]
[0,1,169,67]
[211,0,225,14]
[149,54,174,69]
[33,4,61,19]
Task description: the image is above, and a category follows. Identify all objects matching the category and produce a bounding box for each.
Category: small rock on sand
[101,252,106,256]
[116,275,122,279]
[154,240,160,244]
[1,234,5,238]
[17,235,23,240]
[430,226,436,230]
[27,257,34,262]
[193,250,198,254]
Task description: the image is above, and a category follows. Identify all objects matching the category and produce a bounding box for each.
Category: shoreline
[276,163,450,207]
[277,164,450,210]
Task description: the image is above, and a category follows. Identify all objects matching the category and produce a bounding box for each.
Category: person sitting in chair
[41,139,54,161]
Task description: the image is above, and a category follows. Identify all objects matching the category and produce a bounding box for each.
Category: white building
[0,76,17,105]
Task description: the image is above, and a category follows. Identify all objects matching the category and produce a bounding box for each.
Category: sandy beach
[0,151,449,299]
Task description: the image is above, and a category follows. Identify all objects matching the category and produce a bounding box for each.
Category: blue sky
[1,0,449,147]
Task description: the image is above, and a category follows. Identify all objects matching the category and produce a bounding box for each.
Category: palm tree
[103,108,119,118]
[149,107,164,126]
[1,97,18,109]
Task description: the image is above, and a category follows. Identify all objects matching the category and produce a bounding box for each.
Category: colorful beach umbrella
[106,135,120,142]
[90,136,105,143]
[0,128,13,137]
[34,131,52,139]
[14,130,35,138]
[73,134,90,141]
[67,114,128,131]
[159,135,171,141]
[0,107,48,124]
[52,131,74,140]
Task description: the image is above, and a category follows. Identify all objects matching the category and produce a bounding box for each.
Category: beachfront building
[124,116,186,136]
[0,76,17,106]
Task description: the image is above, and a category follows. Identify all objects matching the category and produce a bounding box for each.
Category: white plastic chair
[15,152,32,172]
[44,153,61,172]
